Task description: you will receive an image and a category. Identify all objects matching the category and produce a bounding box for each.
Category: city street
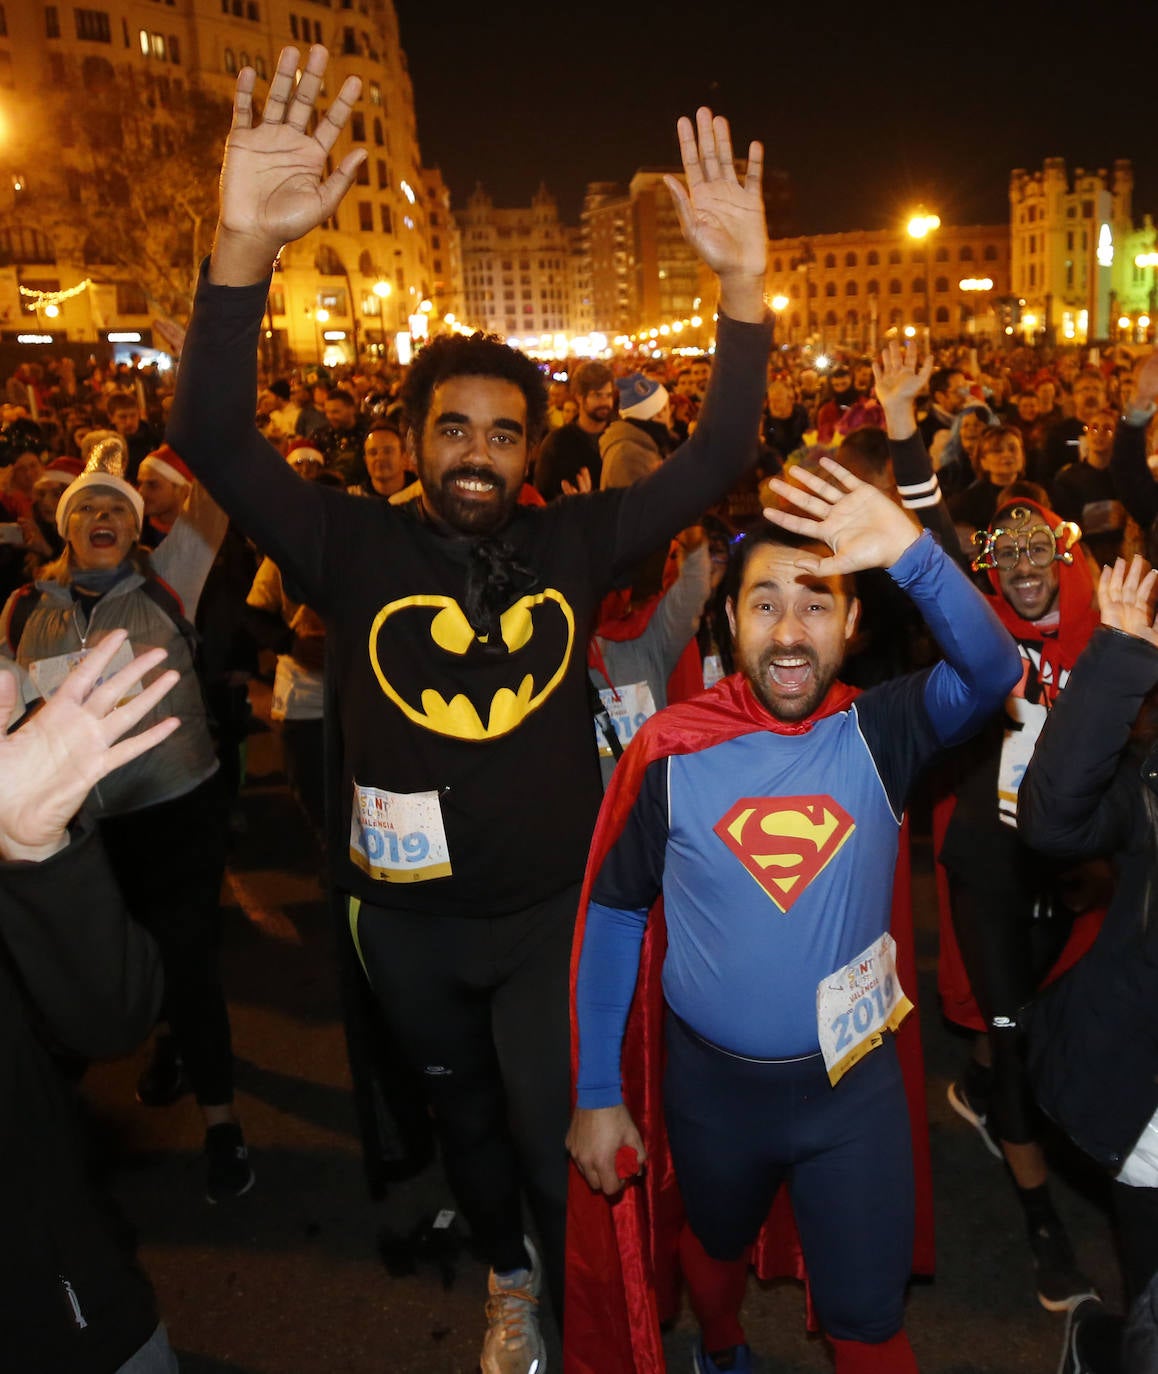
[80,691,1125,1374]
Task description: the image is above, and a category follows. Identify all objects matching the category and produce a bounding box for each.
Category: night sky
[397,0,1156,237]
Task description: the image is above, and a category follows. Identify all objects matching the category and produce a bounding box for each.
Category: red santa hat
[56,433,144,536]
[138,443,194,488]
[34,456,84,488]
[285,436,325,468]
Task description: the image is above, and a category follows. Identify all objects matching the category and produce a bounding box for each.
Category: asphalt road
[79,704,1125,1373]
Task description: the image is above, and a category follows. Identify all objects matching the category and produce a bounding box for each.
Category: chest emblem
[367,590,575,741]
[713,795,856,912]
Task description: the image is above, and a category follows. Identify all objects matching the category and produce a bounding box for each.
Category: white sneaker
[480,1236,547,1374]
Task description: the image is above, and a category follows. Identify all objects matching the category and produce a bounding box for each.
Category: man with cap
[18,457,83,573]
[600,373,673,489]
[138,444,195,549]
[534,361,616,500]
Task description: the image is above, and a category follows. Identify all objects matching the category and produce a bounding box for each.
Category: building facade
[0,0,434,369]
[420,164,464,327]
[1009,158,1154,345]
[764,224,1011,350]
[458,182,575,344]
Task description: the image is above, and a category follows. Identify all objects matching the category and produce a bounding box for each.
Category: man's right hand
[211,45,366,286]
[873,340,934,441]
[1098,555,1158,647]
[566,1104,646,1196]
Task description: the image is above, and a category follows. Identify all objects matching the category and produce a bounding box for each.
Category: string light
[19,278,93,310]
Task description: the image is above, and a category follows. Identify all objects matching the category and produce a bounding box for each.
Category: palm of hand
[685,181,765,276]
[0,706,105,852]
[1136,353,1158,410]
[220,123,331,245]
[1102,594,1158,646]
[822,487,905,571]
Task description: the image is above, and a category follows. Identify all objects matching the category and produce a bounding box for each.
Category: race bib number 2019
[816,932,912,1086]
[349,781,452,884]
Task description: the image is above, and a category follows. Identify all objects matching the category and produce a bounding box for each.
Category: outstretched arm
[168,47,367,609]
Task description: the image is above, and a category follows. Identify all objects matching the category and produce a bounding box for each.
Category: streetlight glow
[906,211,941,239]
[372,280,392,298]
[771,294,789,312]
[315,307,330,323]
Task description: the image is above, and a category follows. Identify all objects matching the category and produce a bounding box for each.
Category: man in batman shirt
[166,44,772,1374]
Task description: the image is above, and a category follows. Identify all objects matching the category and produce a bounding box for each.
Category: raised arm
[1020,556,1158,859]
[873,340,967,564]
[1109,353,1158,529]
[766,460,1021,745]
[167,46,366,610]
[608,111,771,577]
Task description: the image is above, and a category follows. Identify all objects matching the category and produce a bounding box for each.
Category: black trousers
[353,883,577,1320]
[100,774,234,1106]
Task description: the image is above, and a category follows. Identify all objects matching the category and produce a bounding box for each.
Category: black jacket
[0,825,162,1372]
[1018,626,1158,1169]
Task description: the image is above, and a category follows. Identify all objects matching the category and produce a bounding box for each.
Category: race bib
[349,781,452,884]
[28,639,140,703]
[997,696,1048,828]
[817,932,912,1086]
[702,653,724,690]
[593,681,657,758]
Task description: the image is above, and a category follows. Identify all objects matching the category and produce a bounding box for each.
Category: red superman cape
[565,674,935,1374]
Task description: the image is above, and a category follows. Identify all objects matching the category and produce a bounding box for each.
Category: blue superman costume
[565,529,1023,1374]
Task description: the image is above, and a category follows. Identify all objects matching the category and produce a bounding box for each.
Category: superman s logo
[368,590,575,742]
[713,796,856,913]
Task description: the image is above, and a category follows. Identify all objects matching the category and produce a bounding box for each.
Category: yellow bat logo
[368,590,575,741]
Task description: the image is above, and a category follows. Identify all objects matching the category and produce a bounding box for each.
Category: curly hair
[399,333,548,447]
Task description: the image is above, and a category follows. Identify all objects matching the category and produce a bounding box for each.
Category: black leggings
[353,884,577,1320]
[948,875,1069,1145]
[100,774,234,1106]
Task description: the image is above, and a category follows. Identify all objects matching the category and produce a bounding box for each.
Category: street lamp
[959,277,994,338]
[907,209,940,346]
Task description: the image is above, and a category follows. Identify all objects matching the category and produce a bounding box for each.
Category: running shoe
[691,1340,752,1373]
[946,1078,1002,1160]
[480,1236,546,1374]
[1032,1222,1098,1313]
[1056,1296,1102,1372]
[205,1122,255,1204]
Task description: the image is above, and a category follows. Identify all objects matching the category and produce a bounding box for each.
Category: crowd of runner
[2,42,1158,1374]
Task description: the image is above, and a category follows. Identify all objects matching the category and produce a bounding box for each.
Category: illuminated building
[764,224,1010,349]
[0,0,433,367]
[582,182,633,336]
[1008,158,1146,344]
[420,165,464,326]
[458,182,576,341]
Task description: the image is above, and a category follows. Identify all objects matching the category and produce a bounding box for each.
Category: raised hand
[1098,555,1158,646]
[664,109,766,321]
[212,45,366,285]
[1133,351,1158,412]
[764,457,920,576]
[0,632,180,862]
[560,466,592,497]
[873,340,934,440]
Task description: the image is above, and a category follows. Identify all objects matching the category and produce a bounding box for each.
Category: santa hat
[616,373,669,423]
[139,443,194,488]
[34,456,84,488]
[57,432,144,536]
[285,437,325,468]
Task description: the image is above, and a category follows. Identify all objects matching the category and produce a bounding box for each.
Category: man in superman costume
[567,459,1021,1374]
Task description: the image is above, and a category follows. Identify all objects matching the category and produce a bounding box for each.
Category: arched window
[224,47,237,74]
[866,250,880,266]
[959,245,975,262]
[314,245,346,276]
[912,277,926,294]
[824,252,836,268]
[358,250,377,276]
[934,246,949,262]
[824,281,836,297]
[845,280,858,296]
[888,249,902,264]
[239,51,250,68]
[983,244,998,261]
[790,313,801,330]
[889,308,904,325]
[255,55,267,80]
[935,306,951,323]
[889,278,902,294]
[867,279,880,295]
[790,282,801,299]
[934,277,949,293]
[846,309,859,326]
[824,310,838,325]
[808,282,817,298]
[913,306,927,324]
[845,251,858,267]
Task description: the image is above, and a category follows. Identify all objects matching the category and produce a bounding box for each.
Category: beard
[417,448,519,537]
[741,641,837,722]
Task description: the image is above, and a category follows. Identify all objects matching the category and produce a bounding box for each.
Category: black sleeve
[854,670,945,817]
[888,431,971,568]
[591,756,670,911]
[0,822,163,1058]
[166,263,350,614]
[604,313,772,582]
[1019,626,1158,860]
[1110,418,1158,530]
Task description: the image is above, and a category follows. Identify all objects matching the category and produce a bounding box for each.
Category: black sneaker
[136,1033,192,1108]
[1031,1222,1098,1313]
[1057,1296,1102,1372]
[205,1123,255,1204]
[946,1079,1002,1160]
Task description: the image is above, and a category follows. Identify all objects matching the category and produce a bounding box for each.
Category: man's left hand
[764,457,919,576]
[1098,555,1158,647]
